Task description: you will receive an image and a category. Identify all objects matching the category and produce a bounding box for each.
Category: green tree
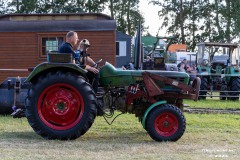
[8,0,38,13]
[185,0,201,51]
[150,0,189,44]
[150,0,240,50]
[0,0,8,15]
[108,0,144,36]
[231,0,240,41]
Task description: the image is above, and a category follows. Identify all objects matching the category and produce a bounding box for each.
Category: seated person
[77,39,99,93]
[179,63,186,72]
[177,59,188,71]
[58,31,79,64]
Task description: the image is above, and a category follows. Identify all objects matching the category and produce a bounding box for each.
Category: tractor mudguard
[225,66,240,82]
[25,62,87,82]
[142,100,167,129]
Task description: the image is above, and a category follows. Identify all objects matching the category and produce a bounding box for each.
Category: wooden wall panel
[76,31,116,66]
[0,31,116,83]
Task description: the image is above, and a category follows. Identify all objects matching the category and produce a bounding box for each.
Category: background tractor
[196,42,240,100]
[143,34,186,71]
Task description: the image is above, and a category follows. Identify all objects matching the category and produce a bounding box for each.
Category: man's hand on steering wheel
[92,59,102,68]
[86,65,99,74]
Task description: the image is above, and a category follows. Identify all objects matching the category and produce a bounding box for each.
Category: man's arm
[85,65,99,74]
[84,56,98,73]
[86,57,96,66]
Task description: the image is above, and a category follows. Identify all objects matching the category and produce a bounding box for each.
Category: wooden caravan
[0,13,116,82]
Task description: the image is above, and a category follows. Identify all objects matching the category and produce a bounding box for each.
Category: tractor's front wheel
[25,71,97,140]
[220,85,227,100]
[229,77,240,101]
[198,77,208,100]
[145,104,186,141]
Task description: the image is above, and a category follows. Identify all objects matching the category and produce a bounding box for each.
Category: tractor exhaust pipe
[134,22,143,70]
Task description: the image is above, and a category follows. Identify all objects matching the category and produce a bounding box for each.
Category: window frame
[38,33,65,58]
[116,41,127,57]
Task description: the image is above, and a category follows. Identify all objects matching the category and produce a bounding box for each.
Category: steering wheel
[92,59,102,68]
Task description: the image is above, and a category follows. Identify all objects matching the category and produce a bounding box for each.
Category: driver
[77,39,99,93]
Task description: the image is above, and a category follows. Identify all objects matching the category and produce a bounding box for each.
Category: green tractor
[22,53,199,141]
[14,26,199,142]
[196,42,240,100]
[143,35,180,71]
[5,25,200,142]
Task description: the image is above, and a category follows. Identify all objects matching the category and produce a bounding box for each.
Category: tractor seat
[154,57,165,70]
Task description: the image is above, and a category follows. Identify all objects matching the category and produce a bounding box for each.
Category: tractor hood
[99,62,190,87]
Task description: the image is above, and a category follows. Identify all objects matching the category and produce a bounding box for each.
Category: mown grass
[184,99,240,109]
[0,108,239,160]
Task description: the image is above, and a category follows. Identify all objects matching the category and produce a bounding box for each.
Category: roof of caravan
[0,13,116,32]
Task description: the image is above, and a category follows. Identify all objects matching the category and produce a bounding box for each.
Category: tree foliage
[150,0,240,51]
[107,0,144,35]
[0,0,9,15]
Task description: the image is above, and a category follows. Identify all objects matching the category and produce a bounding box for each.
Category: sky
[138,0,166,36]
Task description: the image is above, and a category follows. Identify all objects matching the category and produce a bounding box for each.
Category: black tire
[220,85,227,100]
[229,77,240,101]
[198,77,208,100]
[25,71,97,140]
[145,104,186,142]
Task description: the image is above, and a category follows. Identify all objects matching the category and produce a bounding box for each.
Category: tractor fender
[142,100,167,129]
[25,62,87,82]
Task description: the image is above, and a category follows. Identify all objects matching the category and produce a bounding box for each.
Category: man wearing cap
[78,39,99,93]
[58,31,79,63]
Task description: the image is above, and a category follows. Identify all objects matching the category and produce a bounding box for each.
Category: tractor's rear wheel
[145,104,186,142]
[198,77,208,100]
[25,71,97,140]
[229,77,240,101]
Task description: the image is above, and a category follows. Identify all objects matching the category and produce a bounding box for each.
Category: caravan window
[38,34,65,58]
[116,41,126,57]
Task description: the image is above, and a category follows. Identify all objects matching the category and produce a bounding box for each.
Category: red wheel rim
[37,83,84,130]
[154,112,178,137]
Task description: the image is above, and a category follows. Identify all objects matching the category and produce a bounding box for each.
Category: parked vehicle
[142,35,183,71]
[196,42,240,100]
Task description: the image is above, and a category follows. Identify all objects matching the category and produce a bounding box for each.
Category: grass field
[0,99,239,160]
[184,99,240,110]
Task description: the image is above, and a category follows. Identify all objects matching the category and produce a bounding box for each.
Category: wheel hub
[38,83,84,130]
[57,101,65,110]
[154,112,179,137]
[163,121,169,127]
